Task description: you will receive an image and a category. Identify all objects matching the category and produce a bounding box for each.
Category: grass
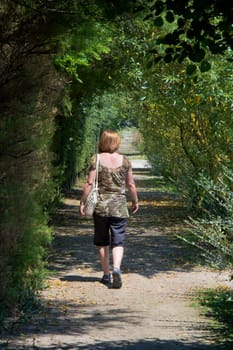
[197,287,233,348]
[128,154,147,160]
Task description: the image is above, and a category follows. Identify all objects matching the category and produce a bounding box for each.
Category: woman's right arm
[126,168,139,214]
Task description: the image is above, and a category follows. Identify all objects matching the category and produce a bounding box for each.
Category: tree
[139,53,233,205]
[143,0,233,72]
[0,0,140,317]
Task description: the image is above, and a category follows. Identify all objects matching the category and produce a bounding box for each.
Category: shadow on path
[1,169,223,350]
[2,339,232,350]
[48,170,200,278]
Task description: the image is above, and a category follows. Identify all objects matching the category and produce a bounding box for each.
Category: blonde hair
[98,130,121,153]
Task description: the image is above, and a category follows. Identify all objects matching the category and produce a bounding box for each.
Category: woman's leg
[110,217,127,271]
[110,218,127,288]
[93,214,110,276]
[98,246,110,275]
[112,246,124,271]
[112,246,123,288]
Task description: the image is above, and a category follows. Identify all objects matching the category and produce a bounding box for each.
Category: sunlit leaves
[139,51,233,215]
[143,0,233,72]
[54,22,111,82]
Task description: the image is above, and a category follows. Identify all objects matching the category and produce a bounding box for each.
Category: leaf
[200,60,211,72]
[153,0,165,16]
[154,16,164,27]
[166,11,175,23]
[188,47,206,62]
[186,64,197,75]
[164,54,173,63]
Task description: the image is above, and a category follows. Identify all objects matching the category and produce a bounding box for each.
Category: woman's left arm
[79,168,96,215]
[126,168,139,214]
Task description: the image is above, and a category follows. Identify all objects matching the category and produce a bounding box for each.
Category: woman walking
[79,130,139,288]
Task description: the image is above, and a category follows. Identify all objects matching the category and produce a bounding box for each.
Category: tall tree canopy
[143,0,233,72]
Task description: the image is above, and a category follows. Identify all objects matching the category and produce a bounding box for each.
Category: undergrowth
[197,287,233,349]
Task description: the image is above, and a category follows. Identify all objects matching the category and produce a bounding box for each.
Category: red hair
[98,130,121,153]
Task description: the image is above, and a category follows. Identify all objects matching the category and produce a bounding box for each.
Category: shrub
[181,167,233,276]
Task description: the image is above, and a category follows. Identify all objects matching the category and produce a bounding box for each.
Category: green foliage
[0,53,60,318]
[54,21,112,82]
[54,14,149,188]
[181,168,233,273]
[140,53,233,206]
[143,0,233,71]
[198,287,233,346]
[0,0,146,325]
[75,90,138,175]
[136,20,233,278]
[52,90,82,191]
[52,18,116,190]
[1,184,52,305]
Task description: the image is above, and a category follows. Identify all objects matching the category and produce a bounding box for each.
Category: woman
[79,130,139,288]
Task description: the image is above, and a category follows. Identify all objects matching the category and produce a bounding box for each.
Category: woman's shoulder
[89,154,98,169]
[122,155,132,169]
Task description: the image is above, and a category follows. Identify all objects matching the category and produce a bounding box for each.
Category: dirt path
[1,167,231,350]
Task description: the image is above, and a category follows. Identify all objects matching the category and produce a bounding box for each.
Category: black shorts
[93,214,127,248]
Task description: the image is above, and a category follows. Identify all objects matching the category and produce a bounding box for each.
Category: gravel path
[1,167,231,350]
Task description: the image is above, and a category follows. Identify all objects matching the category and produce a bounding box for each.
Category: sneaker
[112,269,122,289]
[100,273,111,286]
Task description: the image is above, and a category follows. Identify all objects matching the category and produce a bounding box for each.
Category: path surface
[1,129,231,349]
[1,167,231,350]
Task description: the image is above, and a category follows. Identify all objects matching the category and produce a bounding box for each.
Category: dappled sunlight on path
[1,168,231,350]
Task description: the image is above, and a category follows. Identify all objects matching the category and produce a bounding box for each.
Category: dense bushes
[138,54,233,274]
[184,169,233,274]
[0,0,140,320]
[140,55,233,197]
[0,56,61,315]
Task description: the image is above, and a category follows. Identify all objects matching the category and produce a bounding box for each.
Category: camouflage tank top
[89,154,131,218]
